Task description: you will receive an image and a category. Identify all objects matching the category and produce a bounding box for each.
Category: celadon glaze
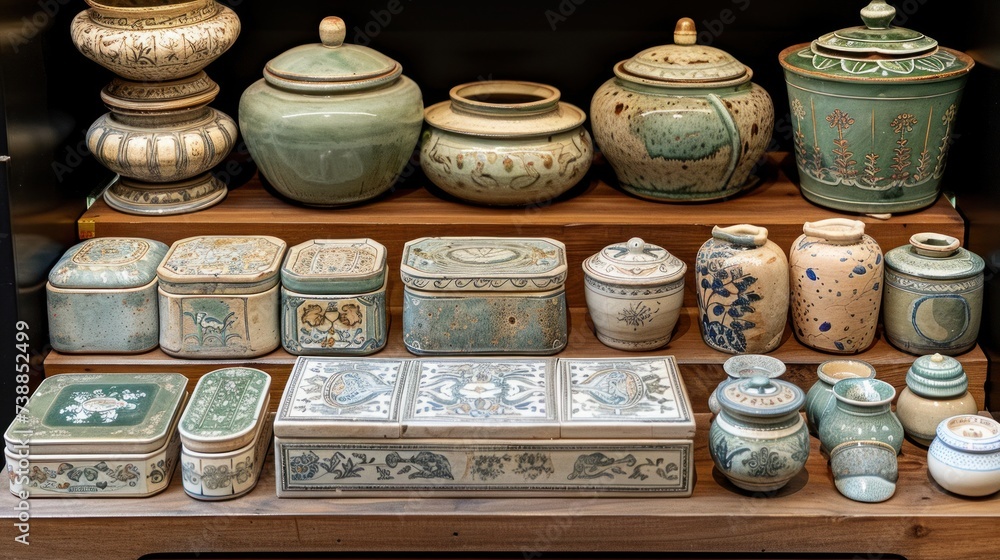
[179,367,271,454]
[928,414,1000,497]
[830,440,898,503]
[240,16,422,207]
[896,354,978,446]
[818,378,903,456]
[709,355,786,415]
[591,18,773,202]
[803,359,876,435]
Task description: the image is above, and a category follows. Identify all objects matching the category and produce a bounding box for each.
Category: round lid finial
[627,238,646,255]
[674,18,697,45]
[860,0,896,30]
[745,376,771,394]
[931,353,945,363]
[320,16,347,48]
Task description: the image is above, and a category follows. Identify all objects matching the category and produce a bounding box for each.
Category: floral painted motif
[696,254,761,354]
[827,109,857,180]
[795,47,960,78]
[513,453,555,480]
[617,302,653,328]
[742,447,788,478]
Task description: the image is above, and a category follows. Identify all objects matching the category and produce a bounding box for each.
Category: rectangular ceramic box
[47,238,169,354]
[400,237,568,355]
[274,356,694,497]
[181,414,272,501]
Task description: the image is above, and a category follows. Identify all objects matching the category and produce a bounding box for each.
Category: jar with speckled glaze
[789,219,884,353]
[591,18,773,202]
[818,378,903,456]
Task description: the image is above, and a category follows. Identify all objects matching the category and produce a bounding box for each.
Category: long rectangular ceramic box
[274,356,695,497]
[4,373,188,497]
[157,236,287,359]
[400,237,568,355]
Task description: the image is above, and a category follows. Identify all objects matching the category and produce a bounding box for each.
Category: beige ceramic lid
[615,18,751,88]
[583,237,686,286]
[157,235,288,295]
[281,238,387,295]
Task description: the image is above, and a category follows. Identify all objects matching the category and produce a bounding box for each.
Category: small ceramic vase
[830,440,898,503]
[709,355,786,415]
[779,1,974,215]
[582,238,686,350]
[789,219,884,353]
[884,233,985,356]
[240,16,423,207]
[928,415,1000,497]
[896,354,978,446]
[818,378,903,456]
[710,376,809,492]
[695,225,789,354]
[804,359,876,435]
[71,0,241,81]
[421,81,593,206]
[591,18,773,202]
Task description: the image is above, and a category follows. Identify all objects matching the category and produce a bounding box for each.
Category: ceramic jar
[804,359,876,435]
[709,355,786,415]
[710,376,809,492]
[818,378,903,456]
[896,354,978,446]
[582,238,686,351]
[591,18,773,202]
[780,1,974,214]
[47,237,169,354]
[883,233,985,356]
[695,225,788,354]
[70,0,241,82]
[240,16,423,207]
[928,414,1000,497]
[157,236,287,359]
[789,219,884,353]
[280,239,389,356]
[421,81,593,206]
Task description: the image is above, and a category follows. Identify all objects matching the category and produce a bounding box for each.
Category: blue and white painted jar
[928,415,1000,497]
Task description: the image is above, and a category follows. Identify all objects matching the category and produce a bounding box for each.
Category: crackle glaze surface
[830,441,897,503]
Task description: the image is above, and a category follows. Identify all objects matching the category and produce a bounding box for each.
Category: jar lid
[722,355,786,380]
[906,354,968,399]
[101,72,219,115]
[816,0,937,56]
[157,236,287,295]
[263,16,402,93]
[716,376,804,417]
[583,237,686,287]
[885,233,985,280]
[281,239,387,294]
[615,18,751,88]
[179,367,271,454]
[48,237,169,290]
[935,415,1000,454]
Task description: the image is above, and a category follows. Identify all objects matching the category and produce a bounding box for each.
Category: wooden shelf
[3,413,996,560]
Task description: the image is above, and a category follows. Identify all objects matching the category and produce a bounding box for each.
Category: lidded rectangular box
[4,373,188,497]
[47,237,169,354]
[400,237,568,355]
[280,239,389,356]
[157,235,287,358]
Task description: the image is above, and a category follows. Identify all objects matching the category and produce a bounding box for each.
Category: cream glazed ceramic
[928,415,1000,497]
[896,354,978,446]
[421,81,593,206]
[789,219,884,353]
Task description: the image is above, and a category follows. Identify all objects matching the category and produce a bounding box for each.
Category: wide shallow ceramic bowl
[830,440,898,503]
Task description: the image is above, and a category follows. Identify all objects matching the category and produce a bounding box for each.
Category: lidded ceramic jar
[928,414,1000,497]
[789,219,884,353]
[591,18,773,202]
[157,236,287,359]
[896,354,978,446]
[779,1,974,214]
[421,81,593,206]
[709,355,786,415]
[695,225,789,354]
[240,16,423,207]
[804,359,876,435]
[47,237,169,354]
[280,239,389,356]
[709,376,809,492]
[883,233,985,356]
[583,237,686,351]
[818,378,903,456]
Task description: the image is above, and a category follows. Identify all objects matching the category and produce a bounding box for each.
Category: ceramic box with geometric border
[4,373,188,497]
[47,237,169,354]
[274,356,695,497]
[157,236,287,359]
[400,237,568,355]
[179,367,272,501]
[280,239,389,356]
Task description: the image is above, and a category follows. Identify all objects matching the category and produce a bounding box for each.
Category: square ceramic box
[4,373,188,497]
[280,239,389,356]
[47,237,169,354]
[400,237,568,355]
[157,236,287,358]
[274,356,695,497]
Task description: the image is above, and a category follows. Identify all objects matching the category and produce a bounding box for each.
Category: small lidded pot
[240,16,423,206]
[883,233,985,356]
[804,359,876,435]
[591,18,773,202]
[157,236,287,359]
[818,378,903,456]
[583,238,686,350]
[421,81,593,206]
[280,239,389,356]
[928,415,1000,497]
[780,1,974,214]
[710,376,809,492]
[896,354,978,446]
[47,237,168,354]
[709,355,786,415]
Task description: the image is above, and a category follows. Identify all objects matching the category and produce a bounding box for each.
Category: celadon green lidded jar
[780,1,974,215]
[240,16,423,206]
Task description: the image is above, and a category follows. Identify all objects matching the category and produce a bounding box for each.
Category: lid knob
[909,232,961,258]
[320,16,347,48]
[745,376,772,395]
[627,238,646,255]
[860,0,896,30]
[931,353,945,363]
[674,18,697,46]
